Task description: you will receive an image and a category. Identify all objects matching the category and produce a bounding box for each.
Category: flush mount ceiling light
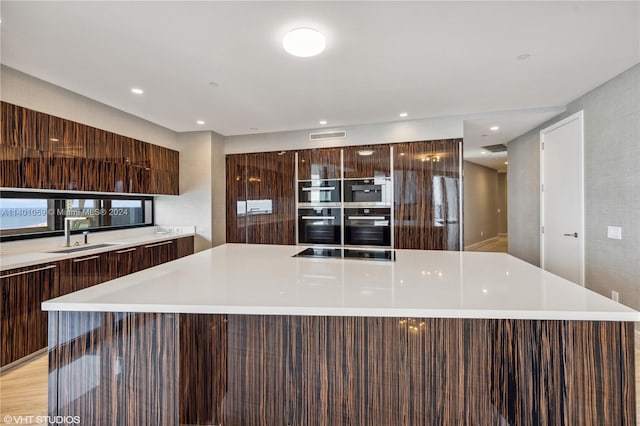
[283,28,326,57]
[399,112,408,118]
[319,120,327,125]
[357,150,374,156]
[490,126,500,131]
[131,88,144,95]
[196,120,205,125]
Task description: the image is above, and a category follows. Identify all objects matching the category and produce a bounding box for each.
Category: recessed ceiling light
[481,151,487,155]
[517,53,532,61]
[208,81,219,87]
[196,120,205,125]
[490,126,500,131]
[249,127,259,131]
[481,134,488,137]
[319,120,327,125]
[399,112,408,118]
[283,27,326,57]
[357,150,374,156]
[131,88,143,95]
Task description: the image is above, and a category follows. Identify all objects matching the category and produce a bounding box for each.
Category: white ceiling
[1,2,639,162]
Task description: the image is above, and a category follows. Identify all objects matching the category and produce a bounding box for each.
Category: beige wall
[463,161,499,248]
[497,172,508,235]
[0,65,223,252]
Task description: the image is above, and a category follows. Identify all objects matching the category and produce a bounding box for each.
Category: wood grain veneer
[48,311,179,425]
[217,315,635,425]
[343,144,390,178]
[0,263,57,367]
[0,102,179,194]
[246,151,296,245]
[226,151,296,245]
[297,147,342,180]
[393,138,462,250]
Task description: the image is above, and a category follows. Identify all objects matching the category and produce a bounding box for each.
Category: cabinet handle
[348,216,387,220]
[73,255,101,263]
[115,248,137,254]
[144,241,174,249]
[301,216,336,220]
[0,264,56,279]
[301,187,335,191]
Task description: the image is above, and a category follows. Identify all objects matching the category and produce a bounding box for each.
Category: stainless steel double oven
[297,180,342,245]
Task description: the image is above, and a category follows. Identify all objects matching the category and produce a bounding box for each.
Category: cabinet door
[297,148,341,180]
[176,236,195,258]
[0,145,21,188]
[62,253,110,293]
[226,154,248,243]
[343,144,390,178]
[140,240,177,270]
[106,246,142,280]
[246,151,296,245]
[1,263,57,367]
[393,139,461,250]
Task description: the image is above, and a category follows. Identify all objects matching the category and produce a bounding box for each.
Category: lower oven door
[298,208,341,245]
[344,208,391,247]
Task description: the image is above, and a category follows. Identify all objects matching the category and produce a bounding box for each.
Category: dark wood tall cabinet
[225,152,296,245]
[392,139,461,250]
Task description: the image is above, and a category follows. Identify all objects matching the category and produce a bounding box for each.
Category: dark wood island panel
[48,313,635,425]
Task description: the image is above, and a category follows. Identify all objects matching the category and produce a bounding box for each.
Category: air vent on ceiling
[309,130,346,141]
[481,144,507,153]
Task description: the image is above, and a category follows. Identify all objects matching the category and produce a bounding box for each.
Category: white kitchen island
[43,244,639,425]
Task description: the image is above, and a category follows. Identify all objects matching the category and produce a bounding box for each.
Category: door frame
[539,110,585,285]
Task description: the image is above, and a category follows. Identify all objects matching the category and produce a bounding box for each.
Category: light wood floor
[2,345,639,424]
[469,235,509,253]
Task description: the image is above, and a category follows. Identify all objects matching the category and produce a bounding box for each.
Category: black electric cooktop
[294,247,396,262]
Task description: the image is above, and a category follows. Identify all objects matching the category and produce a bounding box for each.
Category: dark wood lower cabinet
[176,236,195,259]
[140,239,177,269]
[59,253,110,293]
[0,263,58,367]
[2,236,191,369]
[48,314,635,425]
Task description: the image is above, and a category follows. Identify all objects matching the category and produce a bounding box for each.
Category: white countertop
[41,244,639,321]
[0,227,195,271]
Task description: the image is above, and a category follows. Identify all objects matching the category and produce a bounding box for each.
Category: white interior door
[540,111,584,285]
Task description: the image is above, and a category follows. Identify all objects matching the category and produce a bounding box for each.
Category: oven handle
[301,187,336,191]
[301,216,336,220]
[347,216,387,220]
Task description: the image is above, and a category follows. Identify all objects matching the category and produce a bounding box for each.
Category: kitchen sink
[47,243,121,254]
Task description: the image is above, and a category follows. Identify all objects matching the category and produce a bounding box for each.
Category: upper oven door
[298,180,341,206]
[344,178,391,206]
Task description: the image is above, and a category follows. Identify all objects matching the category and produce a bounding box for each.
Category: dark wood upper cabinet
[0,102,179,195]
[297,148,342,180]
[343,144,390,178]
[392,139,462,250]
[226,152,296,245]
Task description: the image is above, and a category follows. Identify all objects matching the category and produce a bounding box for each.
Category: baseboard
[498,233,508,238]
[464,236,499,251]
[0,347,47,375]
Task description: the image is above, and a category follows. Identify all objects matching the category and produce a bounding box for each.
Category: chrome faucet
[64,217,87,247]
